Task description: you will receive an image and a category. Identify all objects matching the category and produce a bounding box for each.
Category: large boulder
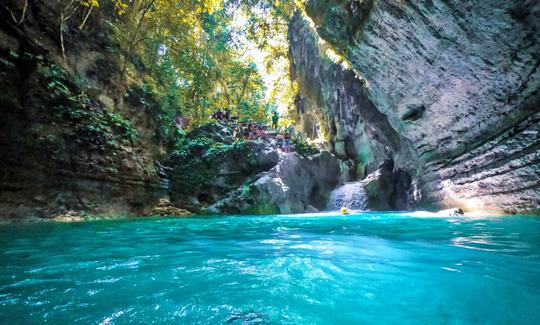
[168,125,280,211]
[207,151,341,214]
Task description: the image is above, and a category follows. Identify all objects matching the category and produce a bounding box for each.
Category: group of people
[210,108,238,124]
[231,122,267,141]
[211,109,280,129]
[209,108,295,153]
[274,131,292,153]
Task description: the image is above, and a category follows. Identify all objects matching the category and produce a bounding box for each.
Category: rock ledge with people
[163,119,341,214]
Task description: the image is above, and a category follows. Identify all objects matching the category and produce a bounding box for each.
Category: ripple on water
[0,212,540,323]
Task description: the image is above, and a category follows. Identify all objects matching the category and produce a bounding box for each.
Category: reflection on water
[1,212,540,324]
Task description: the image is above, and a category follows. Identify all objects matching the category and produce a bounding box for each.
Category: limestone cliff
[288,11,416,181]
[291,1,540,214]
[0,1,163,219]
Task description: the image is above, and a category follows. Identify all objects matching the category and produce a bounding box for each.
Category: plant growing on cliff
[42,64,137,147]
[293,138,319,156]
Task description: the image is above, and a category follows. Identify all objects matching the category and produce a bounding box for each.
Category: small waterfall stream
[327,182,368,211]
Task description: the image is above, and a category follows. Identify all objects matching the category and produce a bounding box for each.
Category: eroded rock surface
[292,1,540,213]
[289,12,416,177]
[0,1,164,219]
[208,151,341,214]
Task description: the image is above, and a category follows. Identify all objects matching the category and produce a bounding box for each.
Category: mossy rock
[168,123,279,206]
[242,203,281,215]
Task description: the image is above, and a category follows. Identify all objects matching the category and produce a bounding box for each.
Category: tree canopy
[8,0,304,147]
[87,0,303,142]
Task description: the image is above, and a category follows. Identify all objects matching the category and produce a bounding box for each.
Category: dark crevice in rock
[401,104,426,121]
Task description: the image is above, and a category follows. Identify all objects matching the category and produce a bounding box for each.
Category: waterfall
[327,182,368,211]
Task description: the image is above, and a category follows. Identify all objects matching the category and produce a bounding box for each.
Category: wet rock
[150,198,192,217]
[52,215,86,223]
[361,160,411,211]
[150,205,193,217]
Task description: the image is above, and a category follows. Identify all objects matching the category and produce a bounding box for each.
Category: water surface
[1,212,540,324]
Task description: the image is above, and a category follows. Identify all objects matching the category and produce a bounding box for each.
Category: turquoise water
[1,212,540,324]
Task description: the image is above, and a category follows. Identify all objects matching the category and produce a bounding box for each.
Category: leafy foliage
[114,0,301,127]
[171,134,247,161]
[45,0,305,149]
[169,132,249,198]
[42,64,137,148]
[293,138,319,156]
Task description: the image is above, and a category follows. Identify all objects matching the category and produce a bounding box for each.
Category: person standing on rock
[259,125,268,142]
[283,132,291,153]
[212,109,224,122]
[175,112,184,134]
[271,111,279,130]
[243,123,250,140]
[275,133,283,149]
[224,108,231,123]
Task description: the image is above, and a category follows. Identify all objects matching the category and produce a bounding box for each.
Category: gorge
[289,0,540,215]
[0,0,539,220]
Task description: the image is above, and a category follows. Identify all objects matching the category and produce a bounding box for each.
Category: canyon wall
[291,0,540,214]
[0,1,164,219]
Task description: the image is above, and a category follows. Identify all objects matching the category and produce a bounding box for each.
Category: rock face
[168,124,341,214]
[150,198,193,217]
[168,124,281,211]
[209,151,341,214]
[327,160,411,211]
[0,1,164,219]
[288,12,415,178]
[291,1,540,214]
[361,160,412,211]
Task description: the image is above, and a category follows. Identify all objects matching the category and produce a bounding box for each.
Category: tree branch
[121,0,156,77]
[18,0,27,25]
[59,0,78,62]
[78,5,93,30]
[2,4,18,23]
